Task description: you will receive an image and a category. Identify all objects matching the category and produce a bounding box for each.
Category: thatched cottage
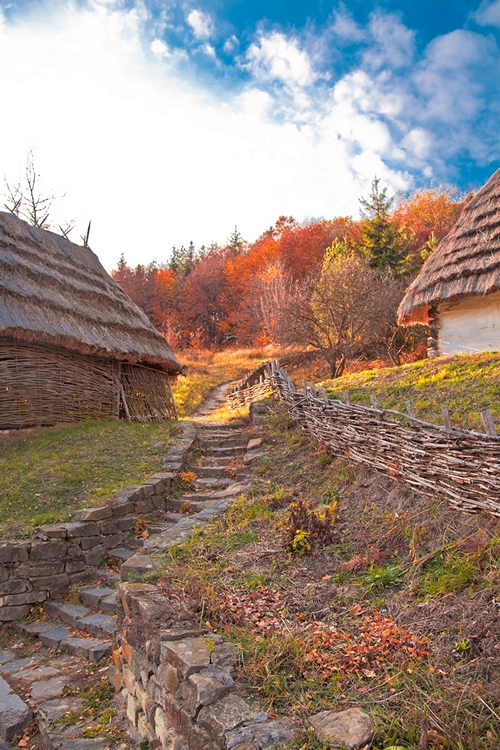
[398,168,500,356]
[0,211,183,428]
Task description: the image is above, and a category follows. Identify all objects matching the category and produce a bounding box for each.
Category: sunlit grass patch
[322,352,500,431]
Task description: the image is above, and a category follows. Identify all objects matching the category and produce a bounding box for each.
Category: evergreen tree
[359,177,408,274]
[227,225,245,255]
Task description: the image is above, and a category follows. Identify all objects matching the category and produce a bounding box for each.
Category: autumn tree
[177,247,236,348]
[392,187,465,270]
[277,243,396,377]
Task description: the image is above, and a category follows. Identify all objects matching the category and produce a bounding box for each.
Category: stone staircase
[0,386,266,750]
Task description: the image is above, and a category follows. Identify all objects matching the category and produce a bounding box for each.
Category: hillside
[320,352,500,433]
[161,381,500,749]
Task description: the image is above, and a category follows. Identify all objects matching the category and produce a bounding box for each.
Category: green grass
[154,402,500,750]
[0,419,175,538]
[321,352,500,432]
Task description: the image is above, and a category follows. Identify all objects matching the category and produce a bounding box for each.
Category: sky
[1,0,500,271]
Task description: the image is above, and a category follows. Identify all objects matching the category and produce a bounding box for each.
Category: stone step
[191,465,226,478]
[105,548,135,563]
[43,599,117,643]
[79,586,118,614]
[202,445,246,455]
[194,477,233,489]
[201,437,246,448]
[32,619,113,661]
[198,420,245,430]
[44,601,89,629]
[0,644,131,750]
[203,454,241,464]
[0,674,32,741]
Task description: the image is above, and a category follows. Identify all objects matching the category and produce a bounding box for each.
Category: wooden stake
[119,382,132,422]
[480,409,497,437]
[406,401,416,419]
[441,406,452,431]
[342,391,351,405]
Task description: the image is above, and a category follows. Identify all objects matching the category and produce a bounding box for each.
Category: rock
[161,637,212,678]
[31,675,69,701]
[157,660,180,693]
[0,676,32,741]
[211,641,240,670]
[309,707,374,749]
[0,651,13,666]
[154,706,176,748]
[198,694,253,740]
[59,739,107,750]
[64,636,112,661]
[72,507,113,522]
[120,554,156,581]
[37,696,84,724]
[187,667,234,707]
[0,656,39,675]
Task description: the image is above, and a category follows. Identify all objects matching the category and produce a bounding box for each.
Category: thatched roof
[0,211,183,373]
[398,168,500,325]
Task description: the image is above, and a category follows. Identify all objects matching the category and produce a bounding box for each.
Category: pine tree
[359,177,408,274]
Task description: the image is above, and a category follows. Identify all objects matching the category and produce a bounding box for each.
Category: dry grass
[173,346,285,417]
[158,403,500,749]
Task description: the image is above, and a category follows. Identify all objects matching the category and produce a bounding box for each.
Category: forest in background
[112,181,466,375]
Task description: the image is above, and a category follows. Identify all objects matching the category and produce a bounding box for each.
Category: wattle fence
[228,360,500,517]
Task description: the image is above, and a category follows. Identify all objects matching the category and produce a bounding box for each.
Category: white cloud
[401,128,432,160]
[2,2,411,271]
[151,38,169,57]
[364,12,416,70]
[203,43,216,58]
[186,9,213,40]
[246,31,318,88]
[223,35,239,54]
[474,0,500,26]
[151,38,188,63]
[2,0,497,275]
[331,8,364,42]
[414,31,494,124]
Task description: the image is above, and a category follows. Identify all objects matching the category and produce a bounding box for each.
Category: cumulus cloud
[246,31,318,88]
[474,0,500,26]
[186,9,213,40]
[331,7,364,42]
[364,12,416,70]
[1,0,499,271]
[151,38,188,63]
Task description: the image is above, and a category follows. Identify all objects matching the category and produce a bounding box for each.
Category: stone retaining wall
[0,423,197,622]
[112,582,297,750]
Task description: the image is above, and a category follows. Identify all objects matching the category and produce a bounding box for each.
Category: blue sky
[1,0,499,269]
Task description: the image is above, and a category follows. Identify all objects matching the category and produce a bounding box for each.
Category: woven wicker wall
[0,339,117,428]
[121,363,177,422]
[0,339,177,428]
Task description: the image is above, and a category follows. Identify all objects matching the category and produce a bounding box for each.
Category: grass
[0,346,279,537]
[320,352,500,432]
[172,346,285,417]
[155,402,500,750]
[0,419,175,538]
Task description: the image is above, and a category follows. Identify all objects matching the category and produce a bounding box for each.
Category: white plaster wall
[439,290,500,355]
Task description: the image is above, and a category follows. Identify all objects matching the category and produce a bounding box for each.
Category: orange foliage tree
[111,185,464,352]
